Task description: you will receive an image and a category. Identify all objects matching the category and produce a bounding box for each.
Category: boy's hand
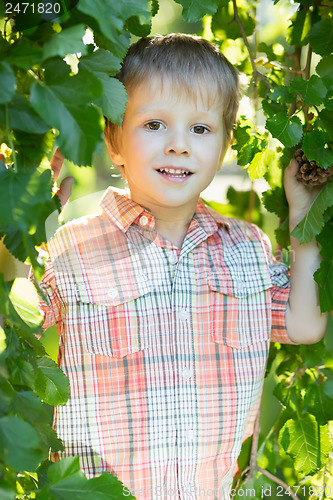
[284,158,322,230]
[51,147,74,208]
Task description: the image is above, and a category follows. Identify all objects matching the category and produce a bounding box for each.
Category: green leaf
[314,258,333,313]
[316,55,333,88]
[76,0,146,58]
[94,75,127,126]
[9,278,43,330]
[6,38,43,69]
[48,456,83,484]
[290,75,327,106]
[0,479,16,500]
[232,117,266,166]
[262,186,289,220]
[79,49,121,75]
[0,94,50,134]
[292,182,333,243]
[42,25,87,61]
[248,149,276,181]
[304,381,333,425]
[30,65,104,166]
[266,113,303,147]
[309,19,333,56]
[49,468,136,500]
[175,0,219,23]
[0,415,43,471]
[35,357,70,406]
[12,390,51,424]
[267,86,294,104]
[0,276,45,353]
[287,9,312,47]
[302,129,333,169]
[279,414,331,475]
[319,109,333,141]
[0,62,16,104]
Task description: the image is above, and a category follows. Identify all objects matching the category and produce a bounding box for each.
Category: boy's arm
[284,159,328,344]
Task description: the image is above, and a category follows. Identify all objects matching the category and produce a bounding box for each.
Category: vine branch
[255,466,301,500]
[231,0,272,91]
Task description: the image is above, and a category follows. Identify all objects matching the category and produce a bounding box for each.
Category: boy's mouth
[156,167,193,178]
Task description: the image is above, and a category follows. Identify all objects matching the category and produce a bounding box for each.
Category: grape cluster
[294,149,333,186]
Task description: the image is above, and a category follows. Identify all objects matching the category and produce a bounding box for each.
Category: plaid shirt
[40,187,294,499]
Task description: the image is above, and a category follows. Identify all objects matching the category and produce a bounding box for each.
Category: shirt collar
[99,186,230,235]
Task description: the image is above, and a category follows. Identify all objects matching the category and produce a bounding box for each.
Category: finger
[55,176,74,208]
[50,147,65,183]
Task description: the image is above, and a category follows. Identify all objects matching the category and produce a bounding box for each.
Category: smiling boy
[40,34,327,499]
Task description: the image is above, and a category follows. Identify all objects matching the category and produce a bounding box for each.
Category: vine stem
[255,465,301,500]
[5,104,18,173]
[231,0,272,91]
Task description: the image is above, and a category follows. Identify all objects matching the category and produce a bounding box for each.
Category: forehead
[126,74,223,113]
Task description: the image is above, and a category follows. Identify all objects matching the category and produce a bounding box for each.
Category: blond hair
[104,33,240,157]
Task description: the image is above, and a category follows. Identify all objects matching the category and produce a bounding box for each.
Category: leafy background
[0,0,333,498]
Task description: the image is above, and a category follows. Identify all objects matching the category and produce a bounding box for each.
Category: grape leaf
[302,129,333,168]
[0,415,44,471]
[175,0,219,23]
[11,390,51,425]
[309,19,333,57]
[0,62,16,104]
[0,94,50,134]
[262,186,289,220]
[266,112,303,147]
[304,381,333,425]
[5,38,43,69]
[279,414,331,475]
[47,457,136,499]
[93,74,127,126]
[79,49,121,75]
[30,66,104,166]
[0,479,16,500]
[248,149,276,181]
[42,25,87,61]
[35,358,70,406]
[287,9,311,47]
[267,85,294,104]
[77,0,149,58]
[291,181,333,243]
[316,55,333,88]
[314,259,333,313]
[290,75,327,106]
[9,278,43,331]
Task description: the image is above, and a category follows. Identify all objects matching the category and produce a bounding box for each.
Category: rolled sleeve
[261,232,296,345]
[38,259,63,334]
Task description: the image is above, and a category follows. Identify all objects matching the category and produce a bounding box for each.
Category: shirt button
[107,287,118,299]
[182,367,192,380]
[168,253,178,265]
[139,215,148,226]
[179,309,188,321]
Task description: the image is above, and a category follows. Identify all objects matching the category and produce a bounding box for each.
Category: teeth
[159,168,190,175]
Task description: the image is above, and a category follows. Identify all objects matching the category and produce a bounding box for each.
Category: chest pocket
[75,273,153,358]
[207,271,272,349]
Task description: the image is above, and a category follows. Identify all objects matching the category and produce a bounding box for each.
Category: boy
[40,34,327,499]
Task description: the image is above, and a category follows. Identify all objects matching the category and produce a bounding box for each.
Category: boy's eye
[192,125,209,135]
[145,121,163,131]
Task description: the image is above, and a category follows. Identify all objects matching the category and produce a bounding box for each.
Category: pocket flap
[75,272,152,306]
[207,271,272,298]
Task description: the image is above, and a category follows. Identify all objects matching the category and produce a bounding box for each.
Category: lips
[156,167,193,177]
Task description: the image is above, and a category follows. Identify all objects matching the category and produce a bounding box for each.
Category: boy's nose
[164,131,190,156]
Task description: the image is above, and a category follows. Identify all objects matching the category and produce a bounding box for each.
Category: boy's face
[111,77,225,218]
